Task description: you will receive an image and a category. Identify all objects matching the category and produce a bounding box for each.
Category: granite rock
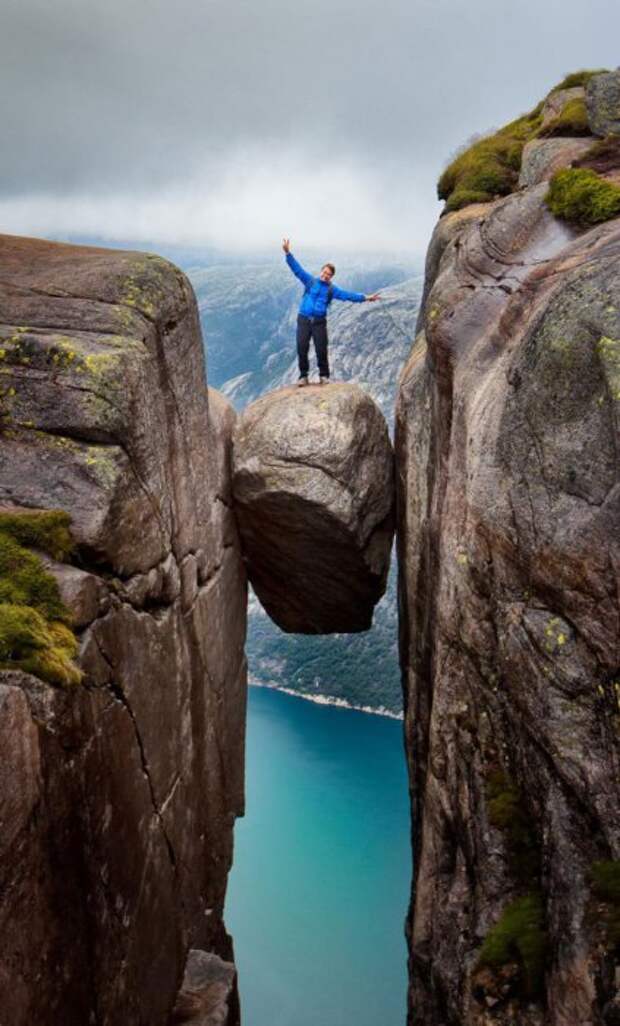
[0,234,247,1026]
[396,158,620,1024]
[586,69,620,137]
[232,382,394,633]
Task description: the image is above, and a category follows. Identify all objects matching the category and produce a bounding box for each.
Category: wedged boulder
[232,382,394,633]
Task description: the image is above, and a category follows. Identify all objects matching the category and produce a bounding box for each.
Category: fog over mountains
[189,256,423,713]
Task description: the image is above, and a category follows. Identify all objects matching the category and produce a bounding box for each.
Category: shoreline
[248,678,404,721]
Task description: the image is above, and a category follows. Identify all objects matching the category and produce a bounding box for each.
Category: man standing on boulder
[282,238,381,386]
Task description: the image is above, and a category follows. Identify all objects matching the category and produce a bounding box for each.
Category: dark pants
[296,315,329,379]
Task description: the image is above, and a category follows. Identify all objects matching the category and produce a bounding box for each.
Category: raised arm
[330,284,366,303]
[332,285,382,303]
[282,238,313,286]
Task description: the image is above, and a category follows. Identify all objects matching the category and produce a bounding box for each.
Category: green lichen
[477,893,548,998]
[538,96,590,138]
[597,336,620,401]
[545,168,620,226]
[590,860,620,950]
[0,510,81,686]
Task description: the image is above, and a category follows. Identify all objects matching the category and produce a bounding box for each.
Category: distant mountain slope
[188,260,423,714]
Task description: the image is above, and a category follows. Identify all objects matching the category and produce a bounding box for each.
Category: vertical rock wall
[396,148,620,1021]
[0,235,247,1026]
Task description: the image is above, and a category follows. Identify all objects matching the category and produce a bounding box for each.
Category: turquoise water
[226,686,411,1026]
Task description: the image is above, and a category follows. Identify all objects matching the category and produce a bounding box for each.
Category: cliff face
[0,235,247,1026]
[397,75,620,1025]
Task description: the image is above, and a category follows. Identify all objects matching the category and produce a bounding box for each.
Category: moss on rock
[0,509,81,686]
[0,604,81,687]
[0,508,73,561]
[486,769,540,883]
[538,96,590,138]
[438,106,544,212]
[437,69,611,212]
[545,167,620,225]
[550,69,609,93]
[477,892,548,998]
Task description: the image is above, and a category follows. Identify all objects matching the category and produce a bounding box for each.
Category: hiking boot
[319,376,330,385]
[297,376,308,387]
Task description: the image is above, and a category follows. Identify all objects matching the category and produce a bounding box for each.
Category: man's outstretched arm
[282,237,313,286]
[331,285,381,303]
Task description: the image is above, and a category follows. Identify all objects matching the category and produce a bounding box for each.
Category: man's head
[319,263,336,283]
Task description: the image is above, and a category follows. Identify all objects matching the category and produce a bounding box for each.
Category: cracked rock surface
[0,234,246,1026]
[232,382,394,633]
[396,139,620,1023]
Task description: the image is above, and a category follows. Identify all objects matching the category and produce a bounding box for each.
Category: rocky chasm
[0,234,394,1024]
[1,66,619,1026]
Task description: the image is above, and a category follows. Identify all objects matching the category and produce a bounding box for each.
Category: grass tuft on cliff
[549,69,609,92]
[538,96,590,138]
[0,510,81,686]
[477,892,548,997]
[486,770,540,883]
[437,106,544,212]
[545,168,620,225]
[437,68,611,212]
[574,135,620,175]
[0,509,73,561]
[590,860,620,950]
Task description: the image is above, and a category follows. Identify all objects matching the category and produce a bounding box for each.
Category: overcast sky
[1,0,619,259]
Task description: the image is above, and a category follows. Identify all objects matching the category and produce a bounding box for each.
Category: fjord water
[226,686,411,1026]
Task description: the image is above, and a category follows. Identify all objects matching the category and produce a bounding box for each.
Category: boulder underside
[232,382,395,634]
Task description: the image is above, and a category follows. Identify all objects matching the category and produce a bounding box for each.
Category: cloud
[0,144,441,258]
[1,0,619,253]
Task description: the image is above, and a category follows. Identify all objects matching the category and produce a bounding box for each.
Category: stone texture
[396,170,620,1024]
[540,86,585,132]
[170,949,238,1026]
[0,235,247,1026]
[518,137,595,188]
[232,382,394,633]
[587,69,620,137]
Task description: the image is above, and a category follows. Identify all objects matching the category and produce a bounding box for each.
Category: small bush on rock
[549,69,609,92]
[0,509,73,561]
[438,107,544,212]
[545,168,620,225]
[538,97,590,137]
[0,509,81,686]
[477,893,548,998]
[486,770,540,883]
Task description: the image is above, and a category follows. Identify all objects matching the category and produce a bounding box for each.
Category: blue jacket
[286,252,365,318]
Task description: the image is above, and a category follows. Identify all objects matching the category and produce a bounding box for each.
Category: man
[282,238,381,386]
